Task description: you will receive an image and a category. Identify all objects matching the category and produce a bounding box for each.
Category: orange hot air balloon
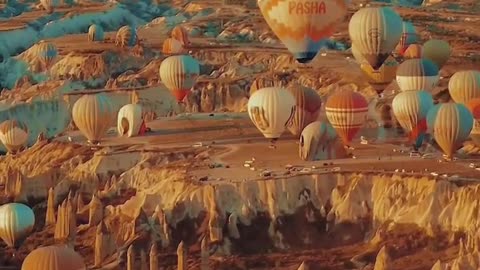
[325,90,369,145]
[258,0,348,63]
[466,98,480,145]
[403,44,423,59]
[171,25,190,46]
[159,55,200,102]
[360,55,399,95]
[162,38,184,54]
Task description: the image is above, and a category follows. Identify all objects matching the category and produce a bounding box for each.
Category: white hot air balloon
[117,104,143,137]
[248,87,296,141]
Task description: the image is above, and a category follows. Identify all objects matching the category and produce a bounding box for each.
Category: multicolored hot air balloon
[117,104,143,138]
[258,0,348,63]
[392,90,434,150]
[325,90,369,145]
[396,58,439,92]
[115,25,137,48]
[87,24,104,42]
[349,7,403,70]
[286,83,322,136]
[427,103,473,159]
[395,21,419,56]
[35,41,58,68]
[171,25,190,46]
[299,121,346,161]
[360,55,399,95]
[448,70,480,105]
[0,203,35,248]
[159,55,200,102]
[162,38,184,55]
[22,245,86,270]
[423,39,451,69]
[403,44,423,59]
[0,120,29,153]
[248,87,296,140]
[466,98,480,145]
[72,93,115,144]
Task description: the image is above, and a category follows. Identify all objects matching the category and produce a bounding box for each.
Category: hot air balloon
[286,83,322,136]
[423,39,451,69]
[349,7,403,70]
[250,75,285,97]
[159,55,200,102]
[115,25,137,48]
[466,98,480,145]
[87,24,104,42]
[0,203,35,248]
[325,90,369,146]
[395,21,419,55]
[162,38,184,55]
[117,104,143,137]
[35,41,58,68]
[392,90,434,150]
[22,245,86,270]
[299,121,347,161]
[258,0,348,63]
[427,103,473,159]
[403,44,423,59]
[248,87,296,141]
[396,58,439,92]
[448,70,480,104]
[72,93,115,144]
[0,120,29,153]
[360,55,399,95]
[171,25,190,46]
[351,42,367,64]
[40,0,61,13]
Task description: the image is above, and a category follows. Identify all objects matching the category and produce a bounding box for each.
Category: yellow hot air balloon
[258,0,348,63]
[72,93,115,144]
[325,90,369,145]
[427,103,473,159]
[349,7,403,70]
[171,25,190,46]
[87,24,104,42]
[22,245,86,270]
[0,120,29,153]
[115,25,137,48]
[403,44,423,59]
[351,42,367,64]
[35,40,58,69]
[162,38,184,54]
[423,39,451,69]
[159,55,200,102]
[396,58,439,92]
[117,104,143,137]
[0,203,35,248]
[286,82,322,136]
[248,87,296,140]
[360,55,399,95]
[448,70,480,105]
[395,21,419,56]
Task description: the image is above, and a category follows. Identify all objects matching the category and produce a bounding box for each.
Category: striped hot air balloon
[396,58,439,92]
[325,90,368,145]
[22,245,86,270]
[448,70,480,105]
[35,41,58,68]
[392,90,434,150]
[72,93,115,144]
[258,0,348,63]
[115,25,137,48]
[117,104,143,137]
[0,120,28,153]
[87,24,104,42]
[0,203,35,248]
[248,87,296,139]
[395,21,419,56]
[349,7,403,70]
[427,103,473,159]
[299,121,344,161]
[250,75,285,97]
[159,55,200,102]
[403,44,423,59]
[171,25,190,46]
[466,98,480,145]
[286,83,322,136]
[423,39,451,69]
[162,38,184,54]
[359,55,399,95]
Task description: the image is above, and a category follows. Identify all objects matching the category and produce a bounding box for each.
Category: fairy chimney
[45,187,56,225]
[127,245,135,270]
[76,193,85,214]
[200,237,210,270]
[140,249,148,270]
[298,261,309,270]
[374,246,392,270]
[149,243,158,270]
[94,221,116,267]
[89,194,104,226]
[177,241,187,270]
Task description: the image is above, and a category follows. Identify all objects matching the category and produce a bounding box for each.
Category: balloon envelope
[360,55,398,95]
[159,55,200,102]
[286,83,322,136]
[423,39,451,69]
[396,58,439,92]
[427,103,473,158]
[248,87,296,139]
[403,44,423,59]
[396,21,419,55]
[22,245,86,270]
[0,203,35,248]
[258,0,348,63]
[299,121,346,161]
[448,70,480,105]
[0,119,28,153]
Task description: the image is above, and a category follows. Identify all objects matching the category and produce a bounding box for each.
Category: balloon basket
[269,138,278,149]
